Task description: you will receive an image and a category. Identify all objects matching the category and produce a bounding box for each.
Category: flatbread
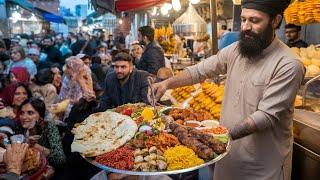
[71,111,138,157]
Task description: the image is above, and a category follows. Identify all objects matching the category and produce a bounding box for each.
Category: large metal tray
[83,136,231,176]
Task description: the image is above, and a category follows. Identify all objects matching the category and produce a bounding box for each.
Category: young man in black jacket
[136,26,165,75]
[98,52,150,111]
[42,36,64,67]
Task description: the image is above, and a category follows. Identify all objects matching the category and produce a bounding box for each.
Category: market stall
[283,1,320,178]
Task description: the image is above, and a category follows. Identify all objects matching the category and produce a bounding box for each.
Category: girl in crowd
[5,46,37,78]
[19,98,66,167]
[0,83,32,127]
[29,68,57,106]
[50,64,62,94]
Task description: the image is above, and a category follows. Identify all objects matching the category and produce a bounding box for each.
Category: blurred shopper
[136,26,165,75]
[6,47,37,78]
[130,41,144,66]
[285,24,308,48]
[42,36,64,67]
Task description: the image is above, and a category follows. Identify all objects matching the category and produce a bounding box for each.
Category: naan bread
[71,111,138,157]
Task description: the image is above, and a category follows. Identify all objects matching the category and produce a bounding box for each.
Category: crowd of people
[0,25,173,179]
[0,0,310,179]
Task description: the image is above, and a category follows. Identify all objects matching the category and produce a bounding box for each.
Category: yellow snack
[164,145,204,170]
[50,99,70,114]
[141,107,154,122]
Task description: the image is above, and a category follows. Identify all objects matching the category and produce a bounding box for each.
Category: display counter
[292,109,320,180]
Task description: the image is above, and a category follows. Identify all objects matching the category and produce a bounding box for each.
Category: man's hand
[5,143,29,176]
[27,135,41,146]
[149,80,169,102]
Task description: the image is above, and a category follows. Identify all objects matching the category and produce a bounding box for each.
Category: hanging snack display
[284,0,320,25]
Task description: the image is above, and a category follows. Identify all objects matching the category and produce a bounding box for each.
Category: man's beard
[117,72,130,81]
[238,23,274,60]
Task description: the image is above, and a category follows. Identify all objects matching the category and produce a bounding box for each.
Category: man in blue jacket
[136,26,165,75]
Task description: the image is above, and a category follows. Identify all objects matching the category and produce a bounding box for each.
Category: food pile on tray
[71,103,230,174]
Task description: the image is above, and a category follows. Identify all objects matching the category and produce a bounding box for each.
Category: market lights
[189,0,200,4]
[11,11,21,23]
[161,5,169,15]
[151,7,157,16]
[152,0,181,16]
[172,0,181,11]
[29,14,37,21]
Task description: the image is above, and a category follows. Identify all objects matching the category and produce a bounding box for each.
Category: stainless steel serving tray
[83,135,231,176]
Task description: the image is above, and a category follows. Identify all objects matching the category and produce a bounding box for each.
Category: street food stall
[88,0,320,179]
[283,1,320,178]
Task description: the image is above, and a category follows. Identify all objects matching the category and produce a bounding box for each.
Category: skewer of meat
[169,123,215,160]
[186,127,227,154]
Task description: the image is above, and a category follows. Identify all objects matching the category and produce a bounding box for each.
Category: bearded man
[152,0,304,179]
[98,52,150,111]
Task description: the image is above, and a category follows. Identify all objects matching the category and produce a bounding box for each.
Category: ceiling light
[189,0,200,4]
[161,6,169,15]
[172,0,181,11]
[151,7,157,16]
[163,3,172,11]
[12,11,21,19]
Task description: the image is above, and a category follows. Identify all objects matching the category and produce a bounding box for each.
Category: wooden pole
[210,0,218,54]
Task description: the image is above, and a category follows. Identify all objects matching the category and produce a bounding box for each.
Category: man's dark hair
[43,36,53,42]
[0,39,6,49]
[138,26,155,42]
[285,24,301,31]
[34,68,54,86]
[221,25,227,30]
[91,56,101,64]
[113,52,132,63]
[97,45,106,50]
[20,98,46,119]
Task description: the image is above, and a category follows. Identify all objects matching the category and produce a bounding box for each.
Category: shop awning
[33,7,65,24]
[115,0,168,12]
[8,0,33,11]
[42,12,65,23]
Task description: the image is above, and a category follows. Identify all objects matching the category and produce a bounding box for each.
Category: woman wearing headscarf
[57,56,94,104]
[9,67,30,84]
[53,56,100,179]
[0,83,32,127]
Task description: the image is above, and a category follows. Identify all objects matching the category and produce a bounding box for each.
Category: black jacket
[70,40,93,56]
[43,46,64,66]
[287,40,308,48]
[136,41,165,75]
[98,69,150,111]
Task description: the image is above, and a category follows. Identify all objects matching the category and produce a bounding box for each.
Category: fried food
[145,133,180,152]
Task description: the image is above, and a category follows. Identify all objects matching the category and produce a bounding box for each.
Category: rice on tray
[164,145,204,170]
